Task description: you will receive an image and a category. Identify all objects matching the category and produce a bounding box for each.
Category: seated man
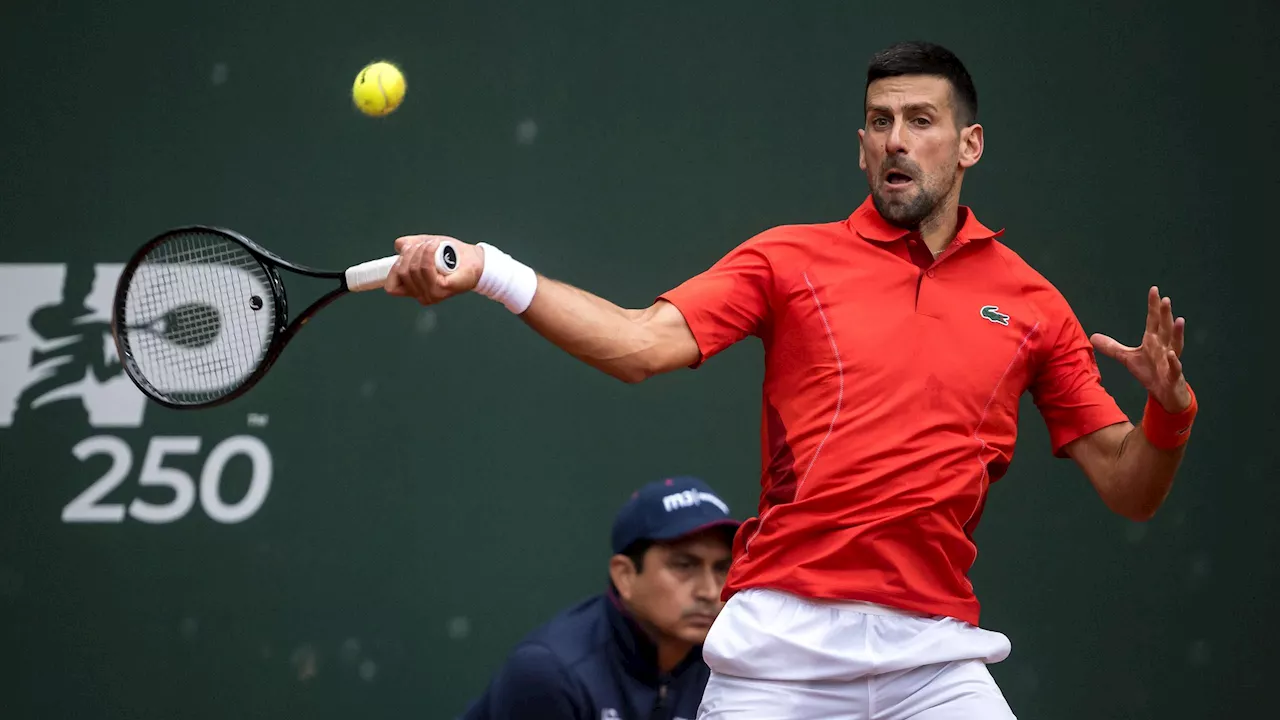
[460,476,740,720]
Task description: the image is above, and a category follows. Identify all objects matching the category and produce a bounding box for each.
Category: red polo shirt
[658,196,1129,626]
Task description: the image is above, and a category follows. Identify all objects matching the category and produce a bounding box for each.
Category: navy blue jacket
[459,590,711,720]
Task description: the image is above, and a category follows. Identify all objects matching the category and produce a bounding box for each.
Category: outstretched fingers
[1158,294,1175,344]
[1090,332,1136,363]
[1165,349,1184,384]
[1145,286,1161,337]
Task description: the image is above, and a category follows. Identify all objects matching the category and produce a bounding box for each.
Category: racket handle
[435,241,459,274]
[344,242,459,292]
[345,256,398,292]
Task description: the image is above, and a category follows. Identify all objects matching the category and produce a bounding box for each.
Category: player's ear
[959,123,983,169]
[858,129,868,171]
[609,555,638,601]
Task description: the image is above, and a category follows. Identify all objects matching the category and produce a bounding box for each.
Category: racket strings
[119,231,277,404]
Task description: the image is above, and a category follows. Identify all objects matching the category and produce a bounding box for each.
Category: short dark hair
[620,538,654,573]
[865,41,978,127]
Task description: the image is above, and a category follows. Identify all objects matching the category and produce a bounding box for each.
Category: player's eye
[913,117,932,127]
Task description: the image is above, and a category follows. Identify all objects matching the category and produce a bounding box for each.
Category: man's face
[615,529,732,646]
[858,75,979,229]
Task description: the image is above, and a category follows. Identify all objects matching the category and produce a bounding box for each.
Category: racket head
[111,226,289,410]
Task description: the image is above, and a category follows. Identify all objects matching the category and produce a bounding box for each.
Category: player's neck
[919,194,962,257]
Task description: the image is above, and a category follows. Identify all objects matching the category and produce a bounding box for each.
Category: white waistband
[750,588,930,619]
[814,598,927,618]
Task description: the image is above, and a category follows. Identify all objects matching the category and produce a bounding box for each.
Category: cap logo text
[662,490,729,514]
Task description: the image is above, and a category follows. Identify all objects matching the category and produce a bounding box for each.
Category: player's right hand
[385,235,484,305]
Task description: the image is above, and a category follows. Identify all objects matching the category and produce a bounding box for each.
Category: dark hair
[865,41,978,127]
[619,539,654,573]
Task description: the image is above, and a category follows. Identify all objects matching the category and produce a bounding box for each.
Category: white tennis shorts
[696,588,1017,719]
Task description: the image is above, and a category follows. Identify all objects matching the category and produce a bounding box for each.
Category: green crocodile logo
[980,305,1010,326]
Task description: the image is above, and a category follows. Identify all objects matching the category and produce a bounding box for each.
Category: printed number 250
[63,435,272,524]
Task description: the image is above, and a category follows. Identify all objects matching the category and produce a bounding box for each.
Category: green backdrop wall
[1,1,1274,718]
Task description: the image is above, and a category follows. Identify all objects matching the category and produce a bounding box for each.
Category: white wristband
[475,243,538,314]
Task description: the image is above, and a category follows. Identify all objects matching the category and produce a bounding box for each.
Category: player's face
[625,530,732,646]
[858,75,980,229]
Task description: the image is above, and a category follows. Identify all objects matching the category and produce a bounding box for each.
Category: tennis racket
[111,225,458,410]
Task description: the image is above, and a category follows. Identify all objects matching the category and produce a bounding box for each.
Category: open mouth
[885,171,914,187]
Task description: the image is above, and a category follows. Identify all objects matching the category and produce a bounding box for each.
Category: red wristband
[1141,383,1197,450]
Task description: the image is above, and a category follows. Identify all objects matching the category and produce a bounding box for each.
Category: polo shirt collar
[847,194,1003,244]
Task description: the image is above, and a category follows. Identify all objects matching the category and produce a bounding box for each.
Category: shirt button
[926,269,936,278]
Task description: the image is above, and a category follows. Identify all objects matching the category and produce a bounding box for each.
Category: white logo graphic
[0,264,146,427]
[601,711,621,720]
[2,263,277,525]
[662,489,729,514]
[0,262,273,426]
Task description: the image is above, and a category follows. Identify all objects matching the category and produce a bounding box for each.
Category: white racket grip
[345,243,458,292]
[344,256,397,292]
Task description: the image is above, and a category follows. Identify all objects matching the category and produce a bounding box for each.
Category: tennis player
[390,41,1198,719]
[460,476,738,720]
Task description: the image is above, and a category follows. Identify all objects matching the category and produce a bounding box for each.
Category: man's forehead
[658,530,733,556]
[865,75,954,110]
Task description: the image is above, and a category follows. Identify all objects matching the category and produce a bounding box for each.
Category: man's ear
[857,128,867,172]
[959,123,983,169]
[609,554,638,601]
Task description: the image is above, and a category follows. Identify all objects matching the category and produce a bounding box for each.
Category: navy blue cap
[611,476,740,555]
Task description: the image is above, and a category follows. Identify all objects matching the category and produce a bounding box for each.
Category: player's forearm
[518,276,685,383]
[384,237,696,380]
[1103,425,1186,522]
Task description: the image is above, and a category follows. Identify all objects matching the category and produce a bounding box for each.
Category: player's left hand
[1090,286,1191,413]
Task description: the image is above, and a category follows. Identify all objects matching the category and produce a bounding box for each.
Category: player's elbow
[1105,491,1163,523]
[1130,494,1168,522]
[611,346,693,384]
[607,351,670,384]
[611,364,652,384]
[608,304,699,383]
[1118,503,1159,523]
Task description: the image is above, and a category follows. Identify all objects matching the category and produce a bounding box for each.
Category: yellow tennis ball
[352,61,406,117]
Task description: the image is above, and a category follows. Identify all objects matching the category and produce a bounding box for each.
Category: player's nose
[885,118,908,154]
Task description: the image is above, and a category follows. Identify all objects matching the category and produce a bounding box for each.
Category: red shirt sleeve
[1031,294,1131,457]
[657,233,775,367]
